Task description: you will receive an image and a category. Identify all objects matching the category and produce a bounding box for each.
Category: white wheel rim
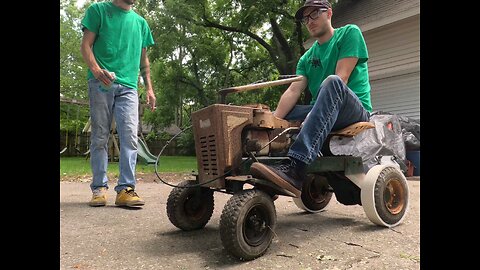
[361,165,409,227]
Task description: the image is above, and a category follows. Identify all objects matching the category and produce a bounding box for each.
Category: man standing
[250,0,372,197]
[80,0,156,207]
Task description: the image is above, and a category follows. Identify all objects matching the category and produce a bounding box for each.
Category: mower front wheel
[219,189,276,261]
[166,180,214,231]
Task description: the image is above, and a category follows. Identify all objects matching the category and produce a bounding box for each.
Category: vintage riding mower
[165,76,409,260]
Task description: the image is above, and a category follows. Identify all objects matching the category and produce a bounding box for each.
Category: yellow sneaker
[89,187,107,207]
[115,187,145,207]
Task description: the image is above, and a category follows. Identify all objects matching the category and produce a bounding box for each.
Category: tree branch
[295,21,306,55]
[229,58,269,76]
[178,77,202,92]
[269,17,293,68]
[201,17,273,53]
[200,14,286,73]
[223,34,234,87]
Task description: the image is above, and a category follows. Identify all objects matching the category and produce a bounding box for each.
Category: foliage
[60,102,90,132]
[143,131,156,142]
[60,1,342,142]
[134,0,312,132]
[60,0,89,100]
[60,0,91,131]
[146,130,174,142]
[176,127,196,156]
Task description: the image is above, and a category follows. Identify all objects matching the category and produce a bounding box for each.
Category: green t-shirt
[296,24,372,112]
[81,1,154,90]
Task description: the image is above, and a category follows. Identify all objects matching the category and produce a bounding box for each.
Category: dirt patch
[137,172,196,184]
[60,172,193,184]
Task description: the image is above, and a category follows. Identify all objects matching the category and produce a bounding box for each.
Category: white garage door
[370,72,420,119]
[363,15,420,120]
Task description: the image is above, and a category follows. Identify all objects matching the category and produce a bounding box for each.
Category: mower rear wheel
[220,189,276,261]
[166,180,214,231]
[293,174,333,213]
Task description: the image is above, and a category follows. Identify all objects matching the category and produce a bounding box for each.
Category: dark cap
[295,0,332,20]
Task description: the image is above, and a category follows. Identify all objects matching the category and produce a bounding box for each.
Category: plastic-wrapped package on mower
[403,131,420,151]
[328,113,407,174]
[398,115,420,141]
[398,115,420,151]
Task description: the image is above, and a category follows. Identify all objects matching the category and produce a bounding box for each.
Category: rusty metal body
[191,103,299,188]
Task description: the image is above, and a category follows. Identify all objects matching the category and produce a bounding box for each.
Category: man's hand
[92,68,115,86]
[146,89,156,111]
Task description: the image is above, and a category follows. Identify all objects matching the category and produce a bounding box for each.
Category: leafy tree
[60,0,91,132]
[60,0,88,100]
[136,0,312,131]
[60,1,342,154]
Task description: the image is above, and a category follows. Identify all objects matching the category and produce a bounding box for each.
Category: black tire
[166,180,214,231]
[219,189,276,261]
[294,174,333,212]
[374,167,409,225]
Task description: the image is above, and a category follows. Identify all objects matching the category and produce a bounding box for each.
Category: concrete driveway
[60,177,420,270]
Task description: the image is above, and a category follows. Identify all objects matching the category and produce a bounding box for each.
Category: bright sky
[76,0,88,8]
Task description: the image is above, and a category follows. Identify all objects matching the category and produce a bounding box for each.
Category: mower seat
[330,122,375,137]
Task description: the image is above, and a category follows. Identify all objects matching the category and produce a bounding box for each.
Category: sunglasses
[301,8,328,25]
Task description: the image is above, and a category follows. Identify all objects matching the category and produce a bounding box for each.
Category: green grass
[60,156,198,177]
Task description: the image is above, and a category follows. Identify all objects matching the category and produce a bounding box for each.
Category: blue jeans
[88,79,139,193]
[284,75,370,164]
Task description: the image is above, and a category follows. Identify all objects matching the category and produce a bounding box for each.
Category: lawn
[60,156,198,177]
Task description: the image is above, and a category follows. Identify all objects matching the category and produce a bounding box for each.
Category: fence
[60,131,178,157]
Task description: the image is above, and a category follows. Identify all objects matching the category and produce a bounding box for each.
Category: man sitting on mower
[250,0,372,197]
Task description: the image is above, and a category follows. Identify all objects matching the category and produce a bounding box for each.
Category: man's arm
[80,29,113,85]
[273,76,308,119]
[335,57,358,84]
[140,47,156,111]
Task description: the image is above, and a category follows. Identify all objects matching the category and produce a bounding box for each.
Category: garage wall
[332,0,419,30]
[330,0,420,120]
[370,72,420,119]
[363,15,420,119]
